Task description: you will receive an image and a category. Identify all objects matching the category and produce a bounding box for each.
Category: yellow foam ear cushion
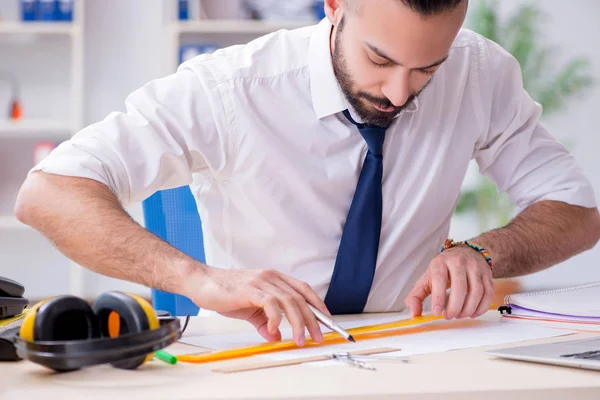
[126,293,159,330]
[124,293,160,363]
[19,298,52,342]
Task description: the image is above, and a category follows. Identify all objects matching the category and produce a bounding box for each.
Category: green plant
[455,0,595,231]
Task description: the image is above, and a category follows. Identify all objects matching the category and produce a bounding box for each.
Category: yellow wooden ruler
[177,313,445,364]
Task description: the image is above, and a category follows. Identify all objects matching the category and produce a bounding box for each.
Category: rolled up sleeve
[30,61,230,207]
[473,39,597,212]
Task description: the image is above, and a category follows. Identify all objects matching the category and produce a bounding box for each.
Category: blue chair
[142,186,203,316]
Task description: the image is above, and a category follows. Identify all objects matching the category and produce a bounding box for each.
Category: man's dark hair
[398,0,465,16]
[349,0,466,18]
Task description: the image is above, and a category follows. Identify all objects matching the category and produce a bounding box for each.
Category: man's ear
[324,0,344,26]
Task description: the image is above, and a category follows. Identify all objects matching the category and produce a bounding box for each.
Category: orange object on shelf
[10,99,22,120]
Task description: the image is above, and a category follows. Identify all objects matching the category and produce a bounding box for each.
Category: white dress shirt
[31,18,597,312]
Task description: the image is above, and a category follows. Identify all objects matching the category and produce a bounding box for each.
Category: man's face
[329,0,467,127]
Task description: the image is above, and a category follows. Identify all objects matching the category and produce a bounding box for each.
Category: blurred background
[0,0,598,304]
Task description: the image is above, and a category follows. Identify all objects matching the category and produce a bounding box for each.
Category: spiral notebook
[500,281,600,327]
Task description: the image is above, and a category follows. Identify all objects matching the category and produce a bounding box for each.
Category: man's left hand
[405,246,494,319]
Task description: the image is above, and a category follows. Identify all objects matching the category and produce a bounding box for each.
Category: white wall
[1,0,167,299]
[517,0,600,289]
[452,0,600,290]
[77,0,167,297]
[0,1,76,299]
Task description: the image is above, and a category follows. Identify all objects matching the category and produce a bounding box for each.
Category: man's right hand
[184,267,330,346]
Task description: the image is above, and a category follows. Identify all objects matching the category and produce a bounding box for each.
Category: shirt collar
[308,18,348,120]
[308,18,419,122]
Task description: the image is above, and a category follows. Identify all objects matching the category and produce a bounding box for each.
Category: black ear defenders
[13,291,182,372]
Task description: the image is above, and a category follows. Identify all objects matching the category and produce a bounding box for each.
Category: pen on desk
[155,349,177,364]
[307,303,355,342]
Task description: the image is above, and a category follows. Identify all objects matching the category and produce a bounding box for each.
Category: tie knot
[343,110,387,156]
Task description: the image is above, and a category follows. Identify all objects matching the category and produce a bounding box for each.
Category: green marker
[155,350,177,364]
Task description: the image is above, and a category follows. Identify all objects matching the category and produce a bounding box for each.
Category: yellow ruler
[177,313,445,364]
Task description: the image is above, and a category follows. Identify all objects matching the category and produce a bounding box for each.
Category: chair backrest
[142,186,202,316]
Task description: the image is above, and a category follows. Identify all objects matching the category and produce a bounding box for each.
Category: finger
[405,280,429,318]
[247,296,283,342]
[456,271,484,319]
[260,281,307,346]
[276,278,324,343]
[246,309,282,342]
[280,274,331,317]
[445,262,467,319]
[430,261,449,316]
[471,277,495,318]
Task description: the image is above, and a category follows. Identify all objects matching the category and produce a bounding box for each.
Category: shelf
[175,19,316,34]
[0,22,79,36]
[0,215,30,231]
[0,120,72,140]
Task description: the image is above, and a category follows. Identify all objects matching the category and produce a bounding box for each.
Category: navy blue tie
[324,110,387,314]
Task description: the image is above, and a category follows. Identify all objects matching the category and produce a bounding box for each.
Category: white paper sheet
[179,315,572,364]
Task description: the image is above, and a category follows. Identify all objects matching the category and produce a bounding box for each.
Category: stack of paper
[500,281,600,332]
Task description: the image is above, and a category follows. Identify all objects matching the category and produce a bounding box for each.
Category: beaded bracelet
[440,238,493,270]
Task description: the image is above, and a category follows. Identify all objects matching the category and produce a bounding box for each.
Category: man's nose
[382,69,412,108]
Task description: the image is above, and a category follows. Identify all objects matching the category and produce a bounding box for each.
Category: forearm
[14,171,207,295]
[472,200,600,279]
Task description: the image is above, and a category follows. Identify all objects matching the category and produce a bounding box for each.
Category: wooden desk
[3,312,600,399]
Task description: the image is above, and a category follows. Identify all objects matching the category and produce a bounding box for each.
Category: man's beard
[331,18,431,128]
